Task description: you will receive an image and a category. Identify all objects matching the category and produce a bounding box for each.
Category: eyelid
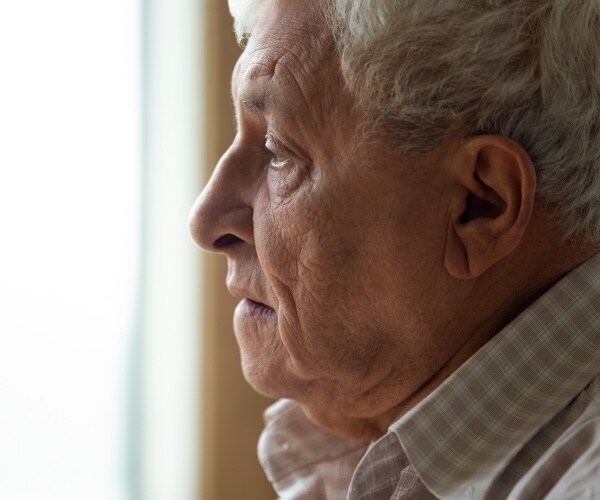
[265,133,286,155]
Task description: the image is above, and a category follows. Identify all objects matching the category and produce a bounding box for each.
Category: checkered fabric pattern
[259,253,600,499]
[258,399,369,499]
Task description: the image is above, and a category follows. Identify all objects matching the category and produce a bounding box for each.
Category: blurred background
[0,0,274,498]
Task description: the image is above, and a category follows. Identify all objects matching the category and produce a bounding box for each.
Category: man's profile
[189,0,600,497]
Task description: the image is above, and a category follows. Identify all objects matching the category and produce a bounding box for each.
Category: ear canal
[459,188,507,224]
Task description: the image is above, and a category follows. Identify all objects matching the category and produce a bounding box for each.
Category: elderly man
[189,0,600,498]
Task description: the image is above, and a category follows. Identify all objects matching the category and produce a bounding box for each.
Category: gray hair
[229,0,600,243]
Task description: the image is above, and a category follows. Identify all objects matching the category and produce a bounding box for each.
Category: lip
[236,298,276,320]
[227,283,273,309]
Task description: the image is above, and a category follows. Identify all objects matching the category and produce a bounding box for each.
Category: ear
[443,135,536,279]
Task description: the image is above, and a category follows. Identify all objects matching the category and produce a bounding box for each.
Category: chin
[240,353,311,400]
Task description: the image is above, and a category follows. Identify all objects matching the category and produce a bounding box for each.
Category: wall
[199,2,275,499]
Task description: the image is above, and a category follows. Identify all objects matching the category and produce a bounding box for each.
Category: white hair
[229,0,600,243]
[228,0,268,43]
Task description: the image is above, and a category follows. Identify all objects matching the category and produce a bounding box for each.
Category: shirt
[258,252,600,499]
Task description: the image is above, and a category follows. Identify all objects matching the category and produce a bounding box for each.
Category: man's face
[190,0,466,436]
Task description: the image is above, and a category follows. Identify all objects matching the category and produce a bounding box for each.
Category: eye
[266,148,290,170]
[264,134,292,170]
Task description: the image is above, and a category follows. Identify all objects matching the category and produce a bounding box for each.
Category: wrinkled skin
[188,0,593,438]
[189,0,469,438]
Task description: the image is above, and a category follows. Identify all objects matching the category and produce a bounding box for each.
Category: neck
[369,227,599,437]
[299,217,599,441]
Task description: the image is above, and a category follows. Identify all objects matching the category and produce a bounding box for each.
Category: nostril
[214,233,242,249]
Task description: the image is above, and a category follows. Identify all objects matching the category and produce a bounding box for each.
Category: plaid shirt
[258,253,600,499]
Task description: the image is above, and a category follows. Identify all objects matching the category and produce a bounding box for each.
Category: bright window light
[0,1,141,499]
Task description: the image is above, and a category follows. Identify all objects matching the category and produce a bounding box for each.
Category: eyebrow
[241,92,281,116]
[241,96,267,114]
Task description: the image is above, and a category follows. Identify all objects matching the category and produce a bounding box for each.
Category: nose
[188,147,254,253]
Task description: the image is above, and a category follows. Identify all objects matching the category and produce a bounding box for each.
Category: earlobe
[443,136,536,279]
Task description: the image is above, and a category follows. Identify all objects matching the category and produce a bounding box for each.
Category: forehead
[232,0,339,120]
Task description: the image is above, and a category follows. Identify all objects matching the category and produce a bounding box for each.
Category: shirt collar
[391,252,600,499]
[258,399,369,488]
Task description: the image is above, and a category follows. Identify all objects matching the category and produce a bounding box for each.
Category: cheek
[252,172,441,379]
[259,185,356,310]
[255,198,371,375]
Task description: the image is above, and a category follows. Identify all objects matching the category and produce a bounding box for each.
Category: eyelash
[265,148,289,169]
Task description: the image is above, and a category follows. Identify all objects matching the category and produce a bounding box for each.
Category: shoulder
[511,378,600,499]
[545,414,600,499]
